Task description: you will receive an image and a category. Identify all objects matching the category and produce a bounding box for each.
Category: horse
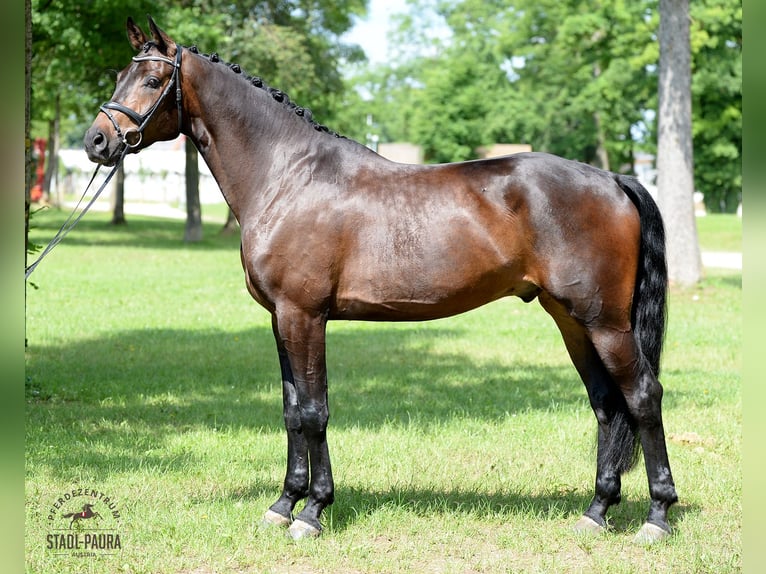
[84,16,677,543]
[62,504,102,528]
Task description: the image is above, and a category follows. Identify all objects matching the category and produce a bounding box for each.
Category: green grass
[695,214,742,252]
[25,211,741,573]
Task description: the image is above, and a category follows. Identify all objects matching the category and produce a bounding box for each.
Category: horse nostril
[85,127,108,154]
[92,130,107,152]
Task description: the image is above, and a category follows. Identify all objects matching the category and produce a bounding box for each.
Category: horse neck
[181,55,355,218]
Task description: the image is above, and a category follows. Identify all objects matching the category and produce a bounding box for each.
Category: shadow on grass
[26,324,585,476]
[26,324,700,532]
[228,479,696,536]
[29,209,241,252]
[325,484,696,535]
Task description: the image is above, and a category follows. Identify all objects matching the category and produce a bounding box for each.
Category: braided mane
[184,44,345,139]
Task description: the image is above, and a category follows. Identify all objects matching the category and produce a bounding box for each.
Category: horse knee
[283,404,302,432]
[299,402,329,436]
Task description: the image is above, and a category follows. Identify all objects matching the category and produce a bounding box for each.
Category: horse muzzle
[83,123,125,166]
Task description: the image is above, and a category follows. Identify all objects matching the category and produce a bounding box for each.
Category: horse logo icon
[61,503,102,528]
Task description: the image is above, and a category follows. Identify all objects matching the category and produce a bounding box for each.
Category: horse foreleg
[268,307,334,540]
[262,316,310,529]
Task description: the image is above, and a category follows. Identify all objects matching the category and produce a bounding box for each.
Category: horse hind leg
[539,294,638,535]
[588,326,678,543]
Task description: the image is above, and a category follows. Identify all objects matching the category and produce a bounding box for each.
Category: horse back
[240,151,640,324]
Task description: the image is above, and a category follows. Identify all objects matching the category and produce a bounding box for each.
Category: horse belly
[331,233,534,321]
[332,280,530,321]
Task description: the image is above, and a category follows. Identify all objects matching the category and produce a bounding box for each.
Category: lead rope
[26,44,183,281]
[25,145,130,280]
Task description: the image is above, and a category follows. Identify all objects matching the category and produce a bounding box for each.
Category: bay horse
[84,16,677,543]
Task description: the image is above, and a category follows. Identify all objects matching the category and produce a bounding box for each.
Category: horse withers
[84,16,677,543]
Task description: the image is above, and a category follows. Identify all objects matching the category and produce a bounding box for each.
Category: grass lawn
[695,214,742,252]
[25,211,741,573]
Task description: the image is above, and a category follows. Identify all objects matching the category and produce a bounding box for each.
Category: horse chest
[241,228,336,313]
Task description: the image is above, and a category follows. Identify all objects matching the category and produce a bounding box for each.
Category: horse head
[84,16,183,166]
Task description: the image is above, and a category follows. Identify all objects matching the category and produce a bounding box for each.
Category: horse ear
[147,15,174,54]
[126,16,148,51]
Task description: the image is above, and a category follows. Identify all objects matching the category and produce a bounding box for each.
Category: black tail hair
[615,174,668,378]
[599,174,667,474]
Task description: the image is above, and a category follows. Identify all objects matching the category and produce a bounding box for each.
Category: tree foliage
[162,0,368,121]
[341,0,741,212]
[30,0,369,144]
[343,0,659,167]
[30,0,740,212]
[31,0,160,144]
[690,0,741,213]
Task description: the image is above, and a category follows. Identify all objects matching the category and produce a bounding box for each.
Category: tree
[110,164,127,225]
[184,137,202,242]
[25,0,33,273]
[30,0,161,235]
[31,1,369,241]
[657,0,701,285]
[160,1,368,235]
[690,0,741,213]
[348,0,739,219]
[166,1,369,234]
[30,0,159,184]
[200,0,368,124]
[507,0,658,170]
[347,0,658,167]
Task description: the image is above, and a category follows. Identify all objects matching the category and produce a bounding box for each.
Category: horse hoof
[573,515,605,536]
[260,509,292,529]
[634,522,671,545]
[287,519,321,540]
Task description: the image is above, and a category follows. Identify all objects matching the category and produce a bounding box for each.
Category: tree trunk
[184,137,203,242]
[592,63,610,171]
[25,0,32,276]
[220,207,239,236]
[593,111,610,171]
[657,0,702,285]
[111,163,127,225]
[43,96,60,205]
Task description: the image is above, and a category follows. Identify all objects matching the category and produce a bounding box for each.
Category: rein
[25,45,184,281]
[25,147,128,280]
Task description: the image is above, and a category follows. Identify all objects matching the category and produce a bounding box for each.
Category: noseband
[99,44,183,149]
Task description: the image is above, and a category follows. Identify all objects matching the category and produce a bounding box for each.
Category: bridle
[99,43,183,149]
[25,44,184,281]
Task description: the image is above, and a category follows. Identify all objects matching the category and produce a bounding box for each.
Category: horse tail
[615,174,668,378]
[601,174,667,475]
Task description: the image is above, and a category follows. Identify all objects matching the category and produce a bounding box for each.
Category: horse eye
[145,77,160,89]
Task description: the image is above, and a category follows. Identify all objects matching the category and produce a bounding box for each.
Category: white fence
[56,136,223,207]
